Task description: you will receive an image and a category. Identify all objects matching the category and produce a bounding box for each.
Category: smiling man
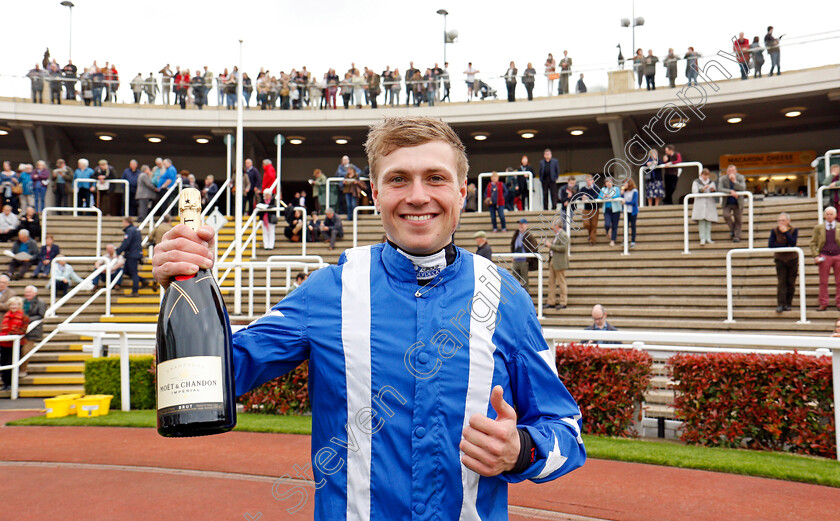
[152,116,585,520]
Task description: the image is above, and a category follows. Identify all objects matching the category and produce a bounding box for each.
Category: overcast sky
[3,0,839,100]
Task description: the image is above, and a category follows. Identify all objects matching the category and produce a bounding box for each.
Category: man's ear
[371,180,380,213]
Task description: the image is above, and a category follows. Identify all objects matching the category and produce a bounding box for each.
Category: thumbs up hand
[459,385,520,477]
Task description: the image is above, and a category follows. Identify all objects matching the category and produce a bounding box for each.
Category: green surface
[9,412,840,487]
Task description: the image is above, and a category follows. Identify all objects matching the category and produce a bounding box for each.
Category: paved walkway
[1,411,837,521]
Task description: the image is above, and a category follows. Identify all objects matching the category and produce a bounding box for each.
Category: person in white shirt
[0,205,19,242]
[463,62,479,101]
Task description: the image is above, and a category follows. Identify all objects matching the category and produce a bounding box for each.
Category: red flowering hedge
[238,361,311,415]
[670,353,835,458]
[555,343,652,437]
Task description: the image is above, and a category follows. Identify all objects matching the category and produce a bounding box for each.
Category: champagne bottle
[156,188,236,437]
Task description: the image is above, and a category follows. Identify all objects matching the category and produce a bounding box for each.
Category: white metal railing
[725,247,808,324]
[639,161,703,208]
[42,206,102,257]
[214,256,328,318]
[324,176,370,216]
[492,252,544,319]
[542,327,840,461]
[564,197,629,255]
[73,178,129,217]
[683,191,755,253]
[352,205,379,247]
[477,171,535,212]
[201,177,230,218]
[47,256,121,317]
[138,177,183,248]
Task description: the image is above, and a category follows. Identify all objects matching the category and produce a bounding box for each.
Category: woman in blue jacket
[599,178,622,246]
[621,178,640,248]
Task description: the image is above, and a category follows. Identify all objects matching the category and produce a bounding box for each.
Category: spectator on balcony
[106,63,120,102]
[821,164,840,214]
[558,51,572,95]
[765,26,781,76]
[718,165,746,243]
[74,158,94,208]
[599,178,621,247]
[768,212,798,313]
[691,168,718,246]
[32,161,50,214]
[62,60,77,100]
[130,73,143,103]
[144,72,159,104]
[522,63,536,100]
[643,50,659,90]
[661,144,683,205]
[91,243,124,290]
[258,189,278,250]
[504,61,517,102]
[0,274,14,312]
[812,206,840,312]
[7,229,38,280]
[191,71,206,110]
[584,304,618,344]
[545,221,569,310]
[579,175,601,246]
[320,207,343,251]
[52,159,72,209]
[0,205,19,242]
[159,64,173,105]
[22,285,46,350]
[734,32,750,80]
[0,297,29,385]
[136,164,157,221]
[51,257,83,297]
[33,234,59,279]
[643,149,663,206]
[684,47,701,86]
[750,37,765,78]
[117,217,147,298]
[18,206,40,241]
[544,53,556,96]
[464,62,479,100]
[664,48,678,88]
[633,48,644,88]
[367,69,381,109]
[27,64,44,103]
[510,218,538,294]
[621,178,639,248]
[539,149,560,211]
[485,171,507,233]
[474,231,492,260]
[575,73,587,94]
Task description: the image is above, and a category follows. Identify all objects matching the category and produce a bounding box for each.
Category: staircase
[5,197,829,406]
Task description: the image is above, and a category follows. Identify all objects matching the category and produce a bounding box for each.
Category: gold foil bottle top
[179,188,203,232]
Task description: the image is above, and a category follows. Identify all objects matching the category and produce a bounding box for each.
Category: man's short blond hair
[364,116,469,187]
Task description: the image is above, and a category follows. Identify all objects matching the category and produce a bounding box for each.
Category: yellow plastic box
[44,396,76,418]
[57,393,82,414]
[95,395,113,415]
[75,395,102,418]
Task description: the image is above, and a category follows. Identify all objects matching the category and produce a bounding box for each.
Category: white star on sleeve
[534,434,568,479]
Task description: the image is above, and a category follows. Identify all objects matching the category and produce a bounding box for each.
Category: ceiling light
[287,135,305,145]
[193,135,211,144]
[784,110,801,118]
[517,129,537,139]
[567,126,587,136]
[670,119,688,129]
[0,127,9,136]
[145,134,165,143]
[724,113,745,124]
[471,132,490,141]
[333,135,350,145]
[96,132,116,142]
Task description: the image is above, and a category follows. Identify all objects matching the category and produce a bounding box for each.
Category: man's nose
[405,179,430,204]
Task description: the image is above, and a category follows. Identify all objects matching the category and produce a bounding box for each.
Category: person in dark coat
[7,229,38,280]
[768,212,798,313]
[474,231,493,260]
[23,285,46,342]
[33,234,59,279]
[539,149,560,211]
[509,218,539,295]
[116,217,147,297]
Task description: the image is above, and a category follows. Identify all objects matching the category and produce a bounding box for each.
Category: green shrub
[84,356,156,410]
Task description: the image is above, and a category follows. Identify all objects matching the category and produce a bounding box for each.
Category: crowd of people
[23,27,785,108]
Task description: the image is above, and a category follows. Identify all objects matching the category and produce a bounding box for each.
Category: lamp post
[60,1,74,62]
[620,0,644,61]
[234,39,244,315]
[436,9,448,65]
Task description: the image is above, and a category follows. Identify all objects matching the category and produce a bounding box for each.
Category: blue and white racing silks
[233,242,586,521]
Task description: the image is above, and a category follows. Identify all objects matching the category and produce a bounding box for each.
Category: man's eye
[429,175,446,183]
[390,176,405,183]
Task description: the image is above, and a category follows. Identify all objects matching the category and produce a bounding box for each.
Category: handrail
[138,177,183,248]
[682,191,754,253]
[725,247,807,324]
[41,206,102,257]
[201,177,230,217]
[492,252,544,319]
[564,197,628,256]
[638,161,703,208]
[47,255,119,317]
[477,171,535,212]
[73,178,129,217]
[817,185,840,224]
[352,205,378,247]
[324,176,370,215]
[542,326,840,461]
